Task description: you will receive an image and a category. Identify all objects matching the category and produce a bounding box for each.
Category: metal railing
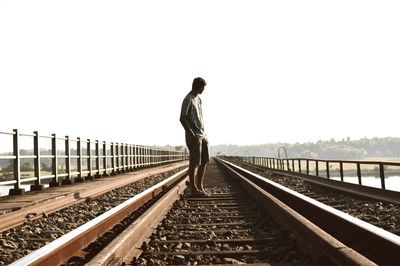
[219,156,400,190]
[0,129,187,196]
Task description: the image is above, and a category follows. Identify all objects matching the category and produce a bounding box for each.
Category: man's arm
[180,115,196,138]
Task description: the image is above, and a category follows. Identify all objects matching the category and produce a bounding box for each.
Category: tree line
[210,137,400,160]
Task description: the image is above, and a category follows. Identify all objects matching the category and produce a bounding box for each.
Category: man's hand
[189,130,197,140]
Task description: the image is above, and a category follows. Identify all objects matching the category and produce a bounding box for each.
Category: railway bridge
[1,128,400,265]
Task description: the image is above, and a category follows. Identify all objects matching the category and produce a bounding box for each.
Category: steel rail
[218,158,400,265]
[236,160,400,205]
[10,168,188,266]
[0,162,188,234]
[87,175,189,265]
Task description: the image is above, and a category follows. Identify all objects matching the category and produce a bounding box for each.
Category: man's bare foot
[191,189,207,197]
[199,187,210,196]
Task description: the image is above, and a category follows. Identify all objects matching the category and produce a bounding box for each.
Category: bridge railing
[0,129,187,196]
[219,156,400,191]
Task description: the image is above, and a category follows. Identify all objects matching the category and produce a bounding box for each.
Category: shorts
[185,134,210,166]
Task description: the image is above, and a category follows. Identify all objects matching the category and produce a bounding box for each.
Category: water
[329,175,400,192]
[0,183,50,197]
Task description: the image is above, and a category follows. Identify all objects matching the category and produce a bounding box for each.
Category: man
[180,77,210,197]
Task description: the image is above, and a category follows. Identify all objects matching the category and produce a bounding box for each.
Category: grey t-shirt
[180,92,205,138]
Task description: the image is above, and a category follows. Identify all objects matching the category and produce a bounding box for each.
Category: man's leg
[186,133,202,194]
[188,164,199,192]
[196,163,208,192]
[196,138,210,193]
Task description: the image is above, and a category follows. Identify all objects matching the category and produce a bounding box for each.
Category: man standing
[180,77,210,197]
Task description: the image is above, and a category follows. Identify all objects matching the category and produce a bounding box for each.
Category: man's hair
[192,77,207,90]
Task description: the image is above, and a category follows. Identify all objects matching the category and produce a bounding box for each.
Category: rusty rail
[220,156,400,190]
[218,158,400,265]
[9,168,188,266]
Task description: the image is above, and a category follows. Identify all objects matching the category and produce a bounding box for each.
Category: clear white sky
[1,1,399,147]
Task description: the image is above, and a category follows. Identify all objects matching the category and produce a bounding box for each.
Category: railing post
[115,142,120,173]
[151,148,155,167]
[125,144,129,170]
[121,144,124,170]
[9,129,24,195]
[86,139,92,180]
[95,140,101,178]
[315,160,319,176]
[50,133,60,187]
[103,141,108,176]
[132,144,136,170]
[146,146,149,167]
[31,131,43,191]
[137,145,141,168]
[133,144,137,169]
[140,145,143,168]
[287,159,290,171]
[379,163,385,190]
[111,142,116,174]
[76,137,83,182]
[126,144,129,170]
[149,147,152,166]
[357,162,362,185]
[133,144,137,168]
[121,143,125,172]
[298,160,301,174]
[292,159,295,172]
[143,146,146,167]
[135,145,138,167]
[139,145,142,168]
[306,159,309,175]
[340,162,344,182]
[63,135,72,185]
[128,144,132,170]
[144,146,147,166]
[326,161,330,179]
[142,146,145,167]
[150,147,153,166]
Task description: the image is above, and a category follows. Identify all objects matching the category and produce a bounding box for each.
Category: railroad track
[10,158,400,265]
[229,159,400,236]
[0,165,187,265]
[133,160,313,265]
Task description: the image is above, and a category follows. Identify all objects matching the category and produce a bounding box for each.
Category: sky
[1,1,399,147]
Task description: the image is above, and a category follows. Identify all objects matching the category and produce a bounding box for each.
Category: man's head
[192,77,207,95]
